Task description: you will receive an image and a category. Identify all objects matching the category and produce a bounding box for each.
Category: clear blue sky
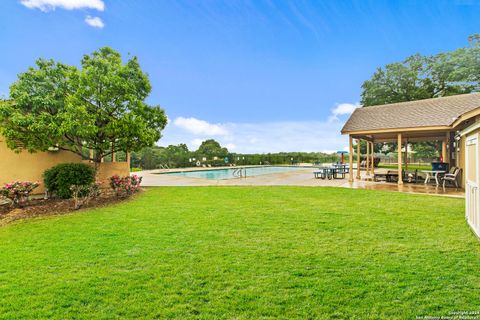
[1,0,479,152]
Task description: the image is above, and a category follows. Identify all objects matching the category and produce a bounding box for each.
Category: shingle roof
[341,93,480,133]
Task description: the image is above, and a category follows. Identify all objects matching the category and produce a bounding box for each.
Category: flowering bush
[110,175,142,197]
[0,181,40,207]
[70,182,102,210]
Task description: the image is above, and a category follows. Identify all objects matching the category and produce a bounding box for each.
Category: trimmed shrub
[44,163,96,199]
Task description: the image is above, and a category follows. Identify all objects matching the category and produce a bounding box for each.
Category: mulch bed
[0,192,140,225]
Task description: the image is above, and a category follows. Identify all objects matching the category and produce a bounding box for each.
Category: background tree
[195,139,228,160]
[0,47,167,165]
[360,35,480,159]
[165,144,190,167]
[361,37,479,107]
[361,54,434,106]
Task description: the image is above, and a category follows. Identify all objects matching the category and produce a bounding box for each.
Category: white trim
[460,121,480,137]
[465,132,480,237]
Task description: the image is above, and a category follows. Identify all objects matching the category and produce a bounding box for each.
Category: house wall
[88,161,131,189]
[0,137,83,193]
[0,137,130,194]
[464,129,480,236]
[457,118,480,188]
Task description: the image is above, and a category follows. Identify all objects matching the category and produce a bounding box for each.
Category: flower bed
[0,174,144,225]
[0,181,40,207]
[0,191,141,225]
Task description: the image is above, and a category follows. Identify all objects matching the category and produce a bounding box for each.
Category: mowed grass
[0,187,479,319]
[378,163,432,171]
[377,163,432,171]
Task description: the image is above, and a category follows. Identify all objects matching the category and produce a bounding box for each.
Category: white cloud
[329,102,360,122]
[84,15,104,28]
[20,0,105,12]
[190,138,203,148]
[173,117,229,136]
[160,102,359,153]
[321,150,337,154]
[160,118,348,153]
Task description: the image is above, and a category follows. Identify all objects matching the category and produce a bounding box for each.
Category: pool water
[161,166,308,180]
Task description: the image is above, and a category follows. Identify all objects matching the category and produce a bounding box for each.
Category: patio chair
[403,169,418,183]
[385,170,399,182]
[442,168,462,188]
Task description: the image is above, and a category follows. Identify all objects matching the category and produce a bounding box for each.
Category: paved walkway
[135,166,464,198]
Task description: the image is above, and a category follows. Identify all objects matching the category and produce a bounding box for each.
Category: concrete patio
[135,166,465,198]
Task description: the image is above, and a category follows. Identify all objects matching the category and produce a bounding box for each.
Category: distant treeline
[129,139,341,170]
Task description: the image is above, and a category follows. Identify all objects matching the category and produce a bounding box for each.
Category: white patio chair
[442,168,461,188]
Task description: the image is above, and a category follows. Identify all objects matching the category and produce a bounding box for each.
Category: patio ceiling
[352,128,450,143]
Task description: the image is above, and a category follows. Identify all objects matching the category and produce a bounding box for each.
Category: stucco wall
[89,161,131,186]
[0,137,83,193]
[0,137,130,194]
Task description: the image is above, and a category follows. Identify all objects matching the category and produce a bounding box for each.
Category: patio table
[421,170,446,186]
[314,167,341,180]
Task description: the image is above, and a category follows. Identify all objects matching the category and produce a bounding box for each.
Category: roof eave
[342,125,452,136]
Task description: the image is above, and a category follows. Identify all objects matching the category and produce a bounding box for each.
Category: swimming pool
[161,166,308,180]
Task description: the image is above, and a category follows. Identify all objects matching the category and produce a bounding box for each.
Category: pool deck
[135,166,465,198]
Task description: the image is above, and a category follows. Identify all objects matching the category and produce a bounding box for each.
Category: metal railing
[232,167,247,178]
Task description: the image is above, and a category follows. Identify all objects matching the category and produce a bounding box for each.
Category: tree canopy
[0,47,167,163]
[361,35,480,106]
[361,34,480,159]
[195,139,229,159]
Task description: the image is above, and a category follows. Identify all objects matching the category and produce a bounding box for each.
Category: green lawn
[378,163,432,171]
[0,187,479,319]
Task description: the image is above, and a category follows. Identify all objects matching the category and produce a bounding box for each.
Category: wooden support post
[365,141,370,176]
[349,135,354,182]
[370,142,375,175]
[356,140,361,179]
[404,141,408,171]
[442,139,447,163]
[445,131,450,164]
[398,133,403,185]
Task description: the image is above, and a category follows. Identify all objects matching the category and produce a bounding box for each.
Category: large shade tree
[0,47,167,164]
[360,34,480,158]
[195,139,228,159]
[361,34,480,107]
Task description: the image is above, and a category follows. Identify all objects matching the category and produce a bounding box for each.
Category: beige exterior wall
[1,136,130,194]
[457,122,480,188]
[89,162,131,186]
[0,137,83,193]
